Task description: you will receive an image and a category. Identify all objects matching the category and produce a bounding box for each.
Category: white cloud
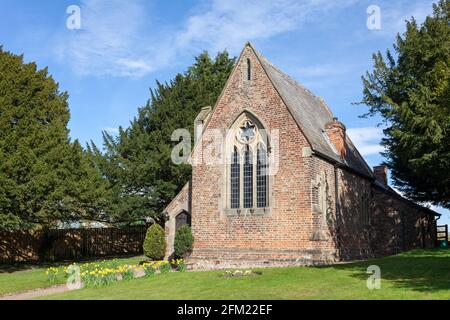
[56,0,174,77]
[53,0,438,78]
[176,0,358,53]
[55,0,358,78]
[347,127,385,156]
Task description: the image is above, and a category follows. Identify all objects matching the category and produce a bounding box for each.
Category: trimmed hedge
[174,225,194,258]
[143,224,166,260]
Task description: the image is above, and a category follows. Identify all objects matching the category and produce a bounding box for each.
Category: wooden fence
[0,225,149,264]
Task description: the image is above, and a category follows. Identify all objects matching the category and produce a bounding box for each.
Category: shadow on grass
[317,249,450,293]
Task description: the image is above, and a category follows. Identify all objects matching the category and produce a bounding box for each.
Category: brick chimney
[325,118,347,158]
[373,165,388,186]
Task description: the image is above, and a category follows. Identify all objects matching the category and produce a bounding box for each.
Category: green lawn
[37,249,450,300]
[0,256,144,296]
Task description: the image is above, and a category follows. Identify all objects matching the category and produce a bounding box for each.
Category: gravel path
[0,285,71,300]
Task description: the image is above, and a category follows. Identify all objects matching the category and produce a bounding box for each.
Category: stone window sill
[224,207,271,217]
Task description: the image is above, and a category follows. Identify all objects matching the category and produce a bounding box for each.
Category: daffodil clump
[81,267,119,287]
[223,270,261,278]
[45,267,60,284]
[117,264,136,281]
[142,260,173,276]
[142,262,156,277]
[159,261,171,274]
[171,259,186,272]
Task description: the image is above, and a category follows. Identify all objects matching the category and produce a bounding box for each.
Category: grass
[36,249,450,300]
[0,255,144,297]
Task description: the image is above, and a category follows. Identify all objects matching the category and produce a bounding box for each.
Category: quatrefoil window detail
[238,121,256,143]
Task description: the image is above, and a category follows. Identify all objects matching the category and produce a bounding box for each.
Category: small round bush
[143,224,166,260]
[174,225,194,258]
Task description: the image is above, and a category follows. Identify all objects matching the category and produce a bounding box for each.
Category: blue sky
[1,0,448,224]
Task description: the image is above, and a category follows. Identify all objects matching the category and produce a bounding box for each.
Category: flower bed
[46,259,185,288]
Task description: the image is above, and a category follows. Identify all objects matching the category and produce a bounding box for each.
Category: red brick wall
[336,168,436,260]
[336,168,373,259]
[369,187,436,256]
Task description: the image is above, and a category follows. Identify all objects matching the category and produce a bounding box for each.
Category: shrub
[143,224,166,260]
[174,225,194,258]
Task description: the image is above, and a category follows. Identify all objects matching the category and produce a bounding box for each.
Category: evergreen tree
[360,0,450,208]
[92,51,235,223]
[0,47,108,230]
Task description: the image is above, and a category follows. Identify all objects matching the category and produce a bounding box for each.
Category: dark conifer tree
[360,0,450,208]
[0,48,108,230]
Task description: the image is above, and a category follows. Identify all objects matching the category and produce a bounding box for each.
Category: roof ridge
[252,45,336,120]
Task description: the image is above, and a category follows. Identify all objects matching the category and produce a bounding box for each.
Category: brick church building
[164,43,438,269]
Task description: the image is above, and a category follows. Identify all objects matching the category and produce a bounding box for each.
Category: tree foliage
[91,51,235,223]
[360,0,450,208]
[0,47,108,230]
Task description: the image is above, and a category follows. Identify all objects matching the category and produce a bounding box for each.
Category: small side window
[247,58,251,81]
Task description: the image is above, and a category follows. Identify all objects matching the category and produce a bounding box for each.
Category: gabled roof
[249,43,373,178]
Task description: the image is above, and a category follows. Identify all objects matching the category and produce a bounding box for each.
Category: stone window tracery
[226,113,270,213]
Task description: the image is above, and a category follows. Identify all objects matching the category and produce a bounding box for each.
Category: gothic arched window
[226,112,270,213]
